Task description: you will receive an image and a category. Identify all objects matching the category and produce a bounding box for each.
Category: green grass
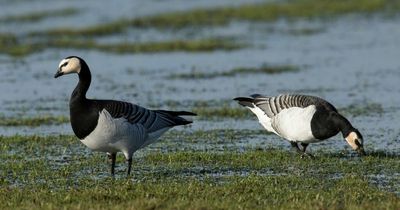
[192,106,251,120]
[130,0,393,29]
[0,33,17,46]
[339,103,384,117]
[0,37,243,57]
[31,0,399,38]
[0,8,79,23]
[31,19,132,37]
[168,64,299,79]
[0,115,69,126]
[48,38,243,53]
[0,134,399,209]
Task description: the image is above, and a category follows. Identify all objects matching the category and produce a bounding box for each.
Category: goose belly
[271,106,318,143]
[81,110,147,155]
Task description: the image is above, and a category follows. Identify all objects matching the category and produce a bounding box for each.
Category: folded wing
[235,94,337,117]
[95,100,196,133]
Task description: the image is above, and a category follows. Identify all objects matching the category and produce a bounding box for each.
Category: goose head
[344,129,366,156]
[54,56,82,78]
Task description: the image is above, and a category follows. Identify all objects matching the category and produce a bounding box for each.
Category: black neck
[71,60,91,100]
[332,113,354,137]
[68,59,98,139]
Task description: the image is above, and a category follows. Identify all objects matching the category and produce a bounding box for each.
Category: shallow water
[0,0,267,33]
[1,15,400,151]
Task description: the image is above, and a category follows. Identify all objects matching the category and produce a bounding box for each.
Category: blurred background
[0,0,399,152]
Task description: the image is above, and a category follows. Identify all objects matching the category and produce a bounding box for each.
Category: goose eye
[355,139,362,147]
[62,62,68,67]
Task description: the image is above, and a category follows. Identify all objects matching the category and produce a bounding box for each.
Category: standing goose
[234,94,365,156]
[54,56,196,175]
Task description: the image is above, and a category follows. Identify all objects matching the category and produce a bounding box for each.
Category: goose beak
[54,69,63,78]
[356,147,366,156]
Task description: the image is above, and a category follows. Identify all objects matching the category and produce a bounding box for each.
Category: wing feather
[248,94,337,118]
[94,100,193,133]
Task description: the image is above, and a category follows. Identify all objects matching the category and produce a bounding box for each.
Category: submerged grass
[339,103,384,117]
[0,8,79,23]
[0,37,242,57]
[192,106,251,120]
[49,38,243,53]
[32,0,398,37]
[131,0,394,29]
[168,64,299,79]
[0,115,69,127]
[0,33,17,46]
[0,134,399,209]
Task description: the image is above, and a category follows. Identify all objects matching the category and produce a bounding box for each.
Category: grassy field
[0,134,399,210]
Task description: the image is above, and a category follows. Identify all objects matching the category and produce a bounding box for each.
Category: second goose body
[54,56,196,175]
[234,94,365,156]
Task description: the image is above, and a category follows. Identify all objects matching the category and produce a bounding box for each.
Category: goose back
[251,94,337,118]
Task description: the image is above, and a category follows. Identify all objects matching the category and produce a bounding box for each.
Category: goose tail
[155,110,197,125]
[233,97,255,108]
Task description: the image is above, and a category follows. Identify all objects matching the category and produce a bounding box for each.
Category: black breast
[310,108,340,140]
[69,99,102,139]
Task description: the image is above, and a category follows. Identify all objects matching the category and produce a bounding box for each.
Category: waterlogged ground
[0,0,399,209]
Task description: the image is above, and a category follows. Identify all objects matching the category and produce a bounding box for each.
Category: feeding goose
[54,56,196,176]
[234,94,365,157]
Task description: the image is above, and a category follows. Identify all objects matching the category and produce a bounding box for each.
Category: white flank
[81,109,147,159]
[140,127,172,148]
[271,105,317,143]
[247,106,278,135]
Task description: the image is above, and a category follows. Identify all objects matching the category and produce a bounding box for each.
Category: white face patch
[58,57,81,75]
[345,131,362,150]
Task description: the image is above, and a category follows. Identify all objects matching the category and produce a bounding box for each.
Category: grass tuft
[169,64,299,79]
[48,38,243,53]
[339,103,384,117]
[0,37,243,57]
[192,106,251,120]
[0,8,79,23]
[0,115,69,127]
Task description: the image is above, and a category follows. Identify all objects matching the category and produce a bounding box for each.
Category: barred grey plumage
[98,100,190,133]
[249,94,337,118]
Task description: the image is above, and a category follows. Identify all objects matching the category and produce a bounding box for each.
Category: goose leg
[108,153,117,176]
[300,143,314,159]
[290,142,302,153]
[300,143,308,153]
[127,158,133,176]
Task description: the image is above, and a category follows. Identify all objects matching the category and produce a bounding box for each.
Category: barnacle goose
[234,94,365,157]
[54,56,196,176]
